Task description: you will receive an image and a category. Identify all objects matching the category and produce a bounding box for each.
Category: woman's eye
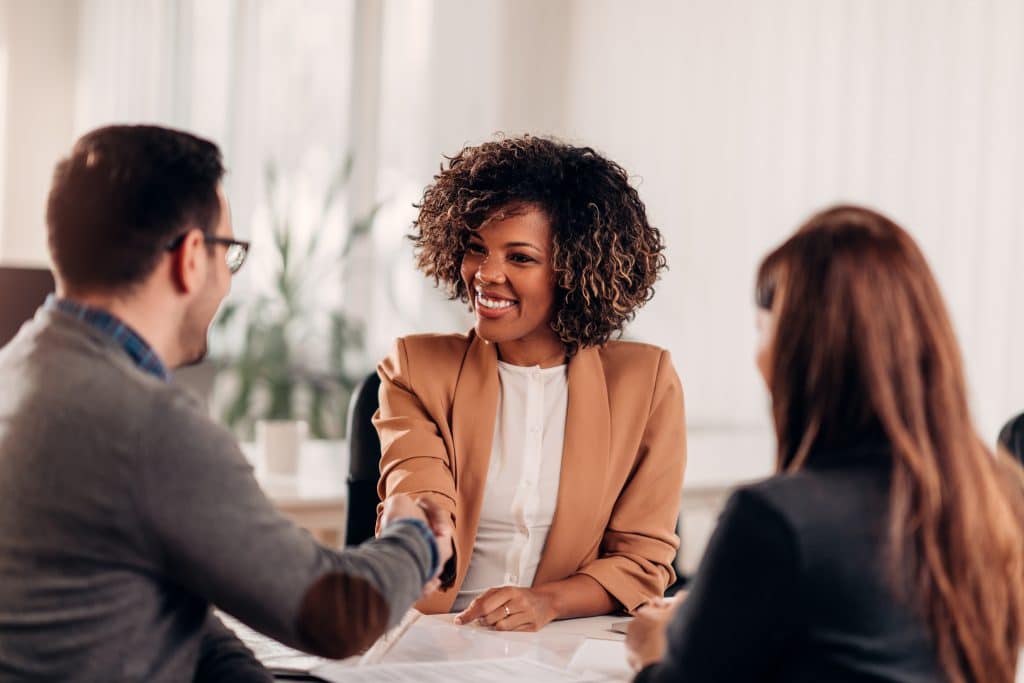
[510,253,536,264]
[466,243,486,255]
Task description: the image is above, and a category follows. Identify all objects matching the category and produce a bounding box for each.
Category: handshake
[380,494,456,595]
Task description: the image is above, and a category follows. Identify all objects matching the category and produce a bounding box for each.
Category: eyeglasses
[166,232,250,274]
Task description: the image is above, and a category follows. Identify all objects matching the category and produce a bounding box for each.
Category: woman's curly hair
[412,135,667,352]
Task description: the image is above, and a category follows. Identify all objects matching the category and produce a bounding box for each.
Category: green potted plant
[211,159,376,467]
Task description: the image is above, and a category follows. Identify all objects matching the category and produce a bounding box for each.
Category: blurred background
[2,0,1022,566]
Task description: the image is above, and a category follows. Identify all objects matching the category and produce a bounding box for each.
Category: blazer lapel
[449,332,500,580]
[532,346,611,586]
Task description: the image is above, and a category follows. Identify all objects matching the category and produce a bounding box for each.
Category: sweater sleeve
[135,389,437,660]
[634,488,801,683]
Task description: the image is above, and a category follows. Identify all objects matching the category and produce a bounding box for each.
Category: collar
[44,295,170,382]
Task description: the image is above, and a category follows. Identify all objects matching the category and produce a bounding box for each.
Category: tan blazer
[374,331,686,614]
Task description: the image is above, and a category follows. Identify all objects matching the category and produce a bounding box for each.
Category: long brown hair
[756,205,1024,683]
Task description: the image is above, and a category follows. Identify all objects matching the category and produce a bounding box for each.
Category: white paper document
[391,613,586,668]
[217,612,344,675]
[481,614,627,642]
[568,638,634,681]
[314,656,602,683]
[222,609,630,682]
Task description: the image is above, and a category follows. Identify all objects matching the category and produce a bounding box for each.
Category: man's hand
[625,597,683,672]
[453,586,557,632]
[380,494,454,592]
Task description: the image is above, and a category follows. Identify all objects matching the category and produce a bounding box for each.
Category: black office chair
[345,371,383,546]
[665,551,690,597]
[0,266,55,349]
[999,412,1024,466]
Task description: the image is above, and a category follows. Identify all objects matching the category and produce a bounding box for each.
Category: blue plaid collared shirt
[45,295,170,382]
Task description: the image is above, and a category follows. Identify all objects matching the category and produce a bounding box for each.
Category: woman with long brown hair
[626,205,1024,682]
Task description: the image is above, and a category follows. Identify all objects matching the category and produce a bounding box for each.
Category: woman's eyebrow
[503,241,544,252]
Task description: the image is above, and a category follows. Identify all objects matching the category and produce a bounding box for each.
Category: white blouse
[451,361,569,612]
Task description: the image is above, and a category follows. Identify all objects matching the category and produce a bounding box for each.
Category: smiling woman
[460,208,561,367]
[373,135,686,632]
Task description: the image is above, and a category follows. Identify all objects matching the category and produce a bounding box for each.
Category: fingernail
[453,616,463,625]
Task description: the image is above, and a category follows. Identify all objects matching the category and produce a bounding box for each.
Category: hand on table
[380,494,454,593]
[453,586,558,632]
[625,595,684,672]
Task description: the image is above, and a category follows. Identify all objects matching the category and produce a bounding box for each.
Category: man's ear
[170,228,208,294]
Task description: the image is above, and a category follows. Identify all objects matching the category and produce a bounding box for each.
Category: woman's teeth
[478,294,515,309]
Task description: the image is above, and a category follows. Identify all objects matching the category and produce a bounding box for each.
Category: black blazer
[637,444,943,683]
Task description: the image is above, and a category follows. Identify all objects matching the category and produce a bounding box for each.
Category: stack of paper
[222,610,633,682]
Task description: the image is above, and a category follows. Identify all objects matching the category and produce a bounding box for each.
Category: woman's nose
[475,261,507,284]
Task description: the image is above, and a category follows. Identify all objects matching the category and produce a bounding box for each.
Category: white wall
[559,0,1024,450]
[0,1,6,249]
[0,0,79,266]
[364,0,575,362]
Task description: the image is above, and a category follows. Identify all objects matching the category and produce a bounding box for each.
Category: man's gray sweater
[0,308,434,681]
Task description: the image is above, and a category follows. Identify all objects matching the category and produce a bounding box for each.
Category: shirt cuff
[388,517,439,578]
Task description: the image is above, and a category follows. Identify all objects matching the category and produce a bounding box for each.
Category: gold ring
[504,605,511,618]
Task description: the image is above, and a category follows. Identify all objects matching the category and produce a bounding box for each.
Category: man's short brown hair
[46,125,225,292]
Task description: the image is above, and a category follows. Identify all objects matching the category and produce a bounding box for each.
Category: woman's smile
[475,288,518,318]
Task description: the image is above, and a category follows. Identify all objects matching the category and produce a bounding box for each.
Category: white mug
[257,419,307,476]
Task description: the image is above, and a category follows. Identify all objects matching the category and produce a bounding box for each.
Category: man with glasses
[0,125,452,682]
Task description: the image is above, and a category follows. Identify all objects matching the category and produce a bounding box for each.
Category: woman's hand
[454,586,558,632]
[625,597,682,672]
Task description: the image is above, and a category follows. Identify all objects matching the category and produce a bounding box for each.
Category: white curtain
[74,0,356,245]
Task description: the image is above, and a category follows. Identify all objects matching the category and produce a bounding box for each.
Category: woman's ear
[755,307,777,386]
